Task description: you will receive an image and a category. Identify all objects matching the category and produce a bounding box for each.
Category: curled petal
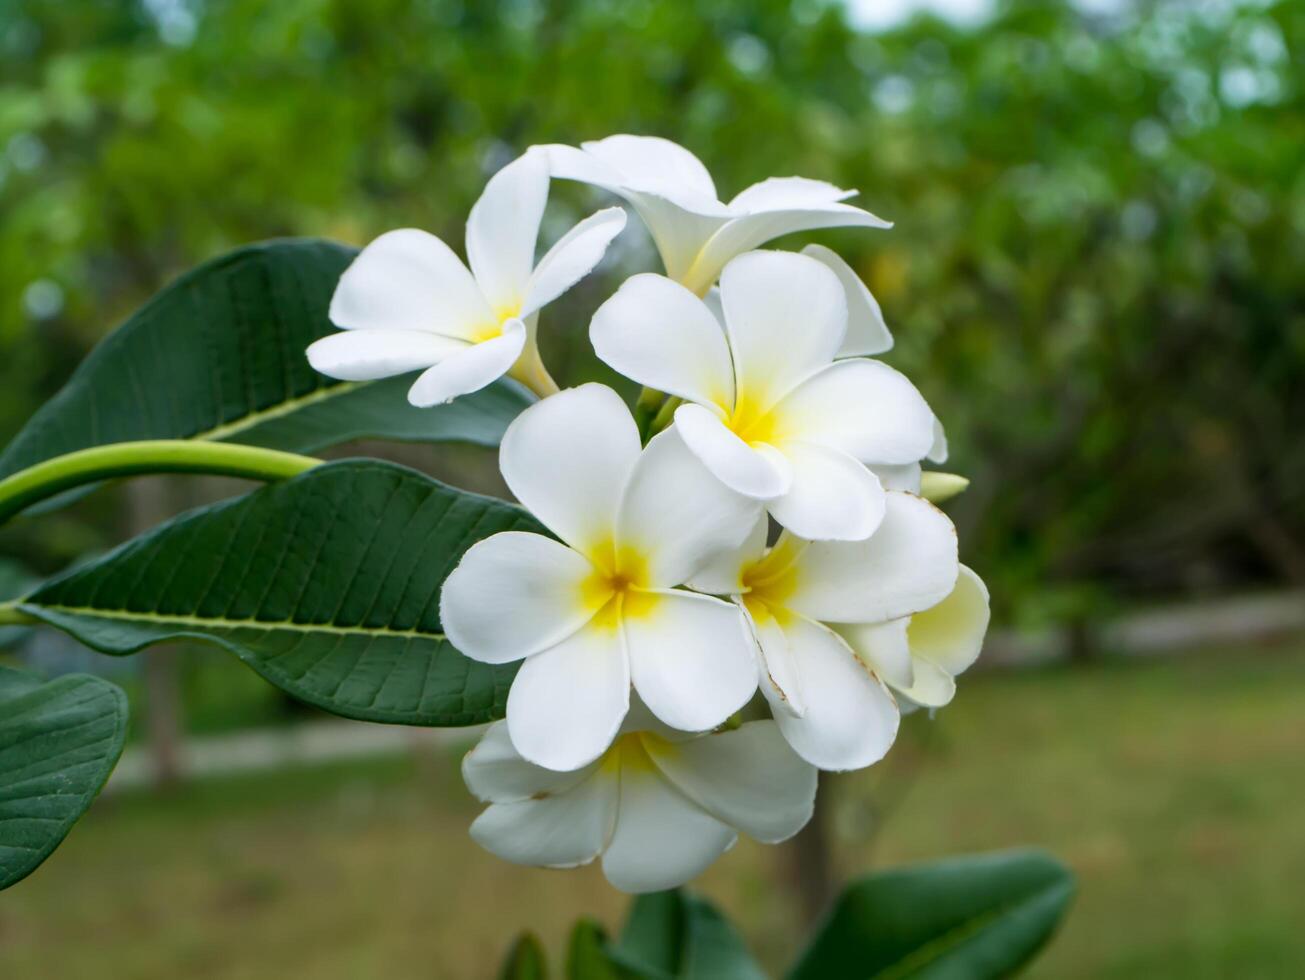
[407,320,526,406]
[766,617,900,771]
[893,657,957,709]
[729,176,857,212]
[674,403,791,501]
[521,206,627,318]
[801,244,893,357]
[580,134,720,201]
[836,617,915,691]
[688,202,891,294]
[908,564,990,676]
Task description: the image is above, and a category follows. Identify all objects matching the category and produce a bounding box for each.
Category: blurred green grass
[1,642,1300,979]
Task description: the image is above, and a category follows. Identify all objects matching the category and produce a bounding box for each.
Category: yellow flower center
[579,538,660,631]
[721,388,788,447]
[739,533,805,609]
[467,301,523,344]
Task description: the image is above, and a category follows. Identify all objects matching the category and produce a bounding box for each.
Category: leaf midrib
[22,603,447,641]
[190,380,364,442]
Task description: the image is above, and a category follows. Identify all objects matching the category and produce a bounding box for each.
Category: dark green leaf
[499,932,550,980]
[0,666,128,890]
[567,920,632,980]
[0,239,530,496]
[787,849,1076,980]
[18,459,540,726]
[612,890,765,980]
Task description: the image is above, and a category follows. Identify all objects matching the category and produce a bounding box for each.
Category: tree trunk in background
[784,770,838,927]
[125,477,183,788]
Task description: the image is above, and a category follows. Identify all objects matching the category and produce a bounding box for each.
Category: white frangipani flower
[541,135,891,295]
[690,492,959,770]
[837,565,990,710]
[590,249,936,541]
[307,150,625,405]
[440,383,762,772]
[464,706,816,894]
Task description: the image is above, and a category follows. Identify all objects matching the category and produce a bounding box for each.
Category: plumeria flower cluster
[309,135,990,894]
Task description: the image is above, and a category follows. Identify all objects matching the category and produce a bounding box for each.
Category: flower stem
[645,395,682,439]
[634,387,667,442]
[0,440,320,527]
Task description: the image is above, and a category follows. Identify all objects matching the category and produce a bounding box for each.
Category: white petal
[590,274,734,408]
[618,429,762,587]
[928,417,949,464]
[686,511,768,596]
[745,600,806,716]
[783,491,959,624]
[521,206,627,318]
[540,142,729,286]
[463,722,597,803]
[440,531,602,666]
[466,151,549,315]
[729,176,857,212]
[507,621,630,771]
[689,202,891,294]
[626,190,733,287]
[407,320,526,406]
[499,383,641,553]
[766,443,886,542]
[306,329,465,381]
[767,617,899,771]
[330,228,493,337]
[470,768,617,869]
[894,657,957,708]
[872,462,923,493]
[645,722,816,843]
[836,617,915,690]
[907,564,990,676]
[718,251,847,408]
[602,750,735,893]
[674,403,791,500]
[579,135,719,202]
[539,143,627,189]
[775,359,935,465]
[625,591,756,733]
[801,244,893,357]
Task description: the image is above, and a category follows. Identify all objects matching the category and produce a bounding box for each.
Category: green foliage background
[2,0,1302,626]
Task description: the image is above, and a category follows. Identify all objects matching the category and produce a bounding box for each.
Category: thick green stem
[0,440,320,526]
[0,603,36,626]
